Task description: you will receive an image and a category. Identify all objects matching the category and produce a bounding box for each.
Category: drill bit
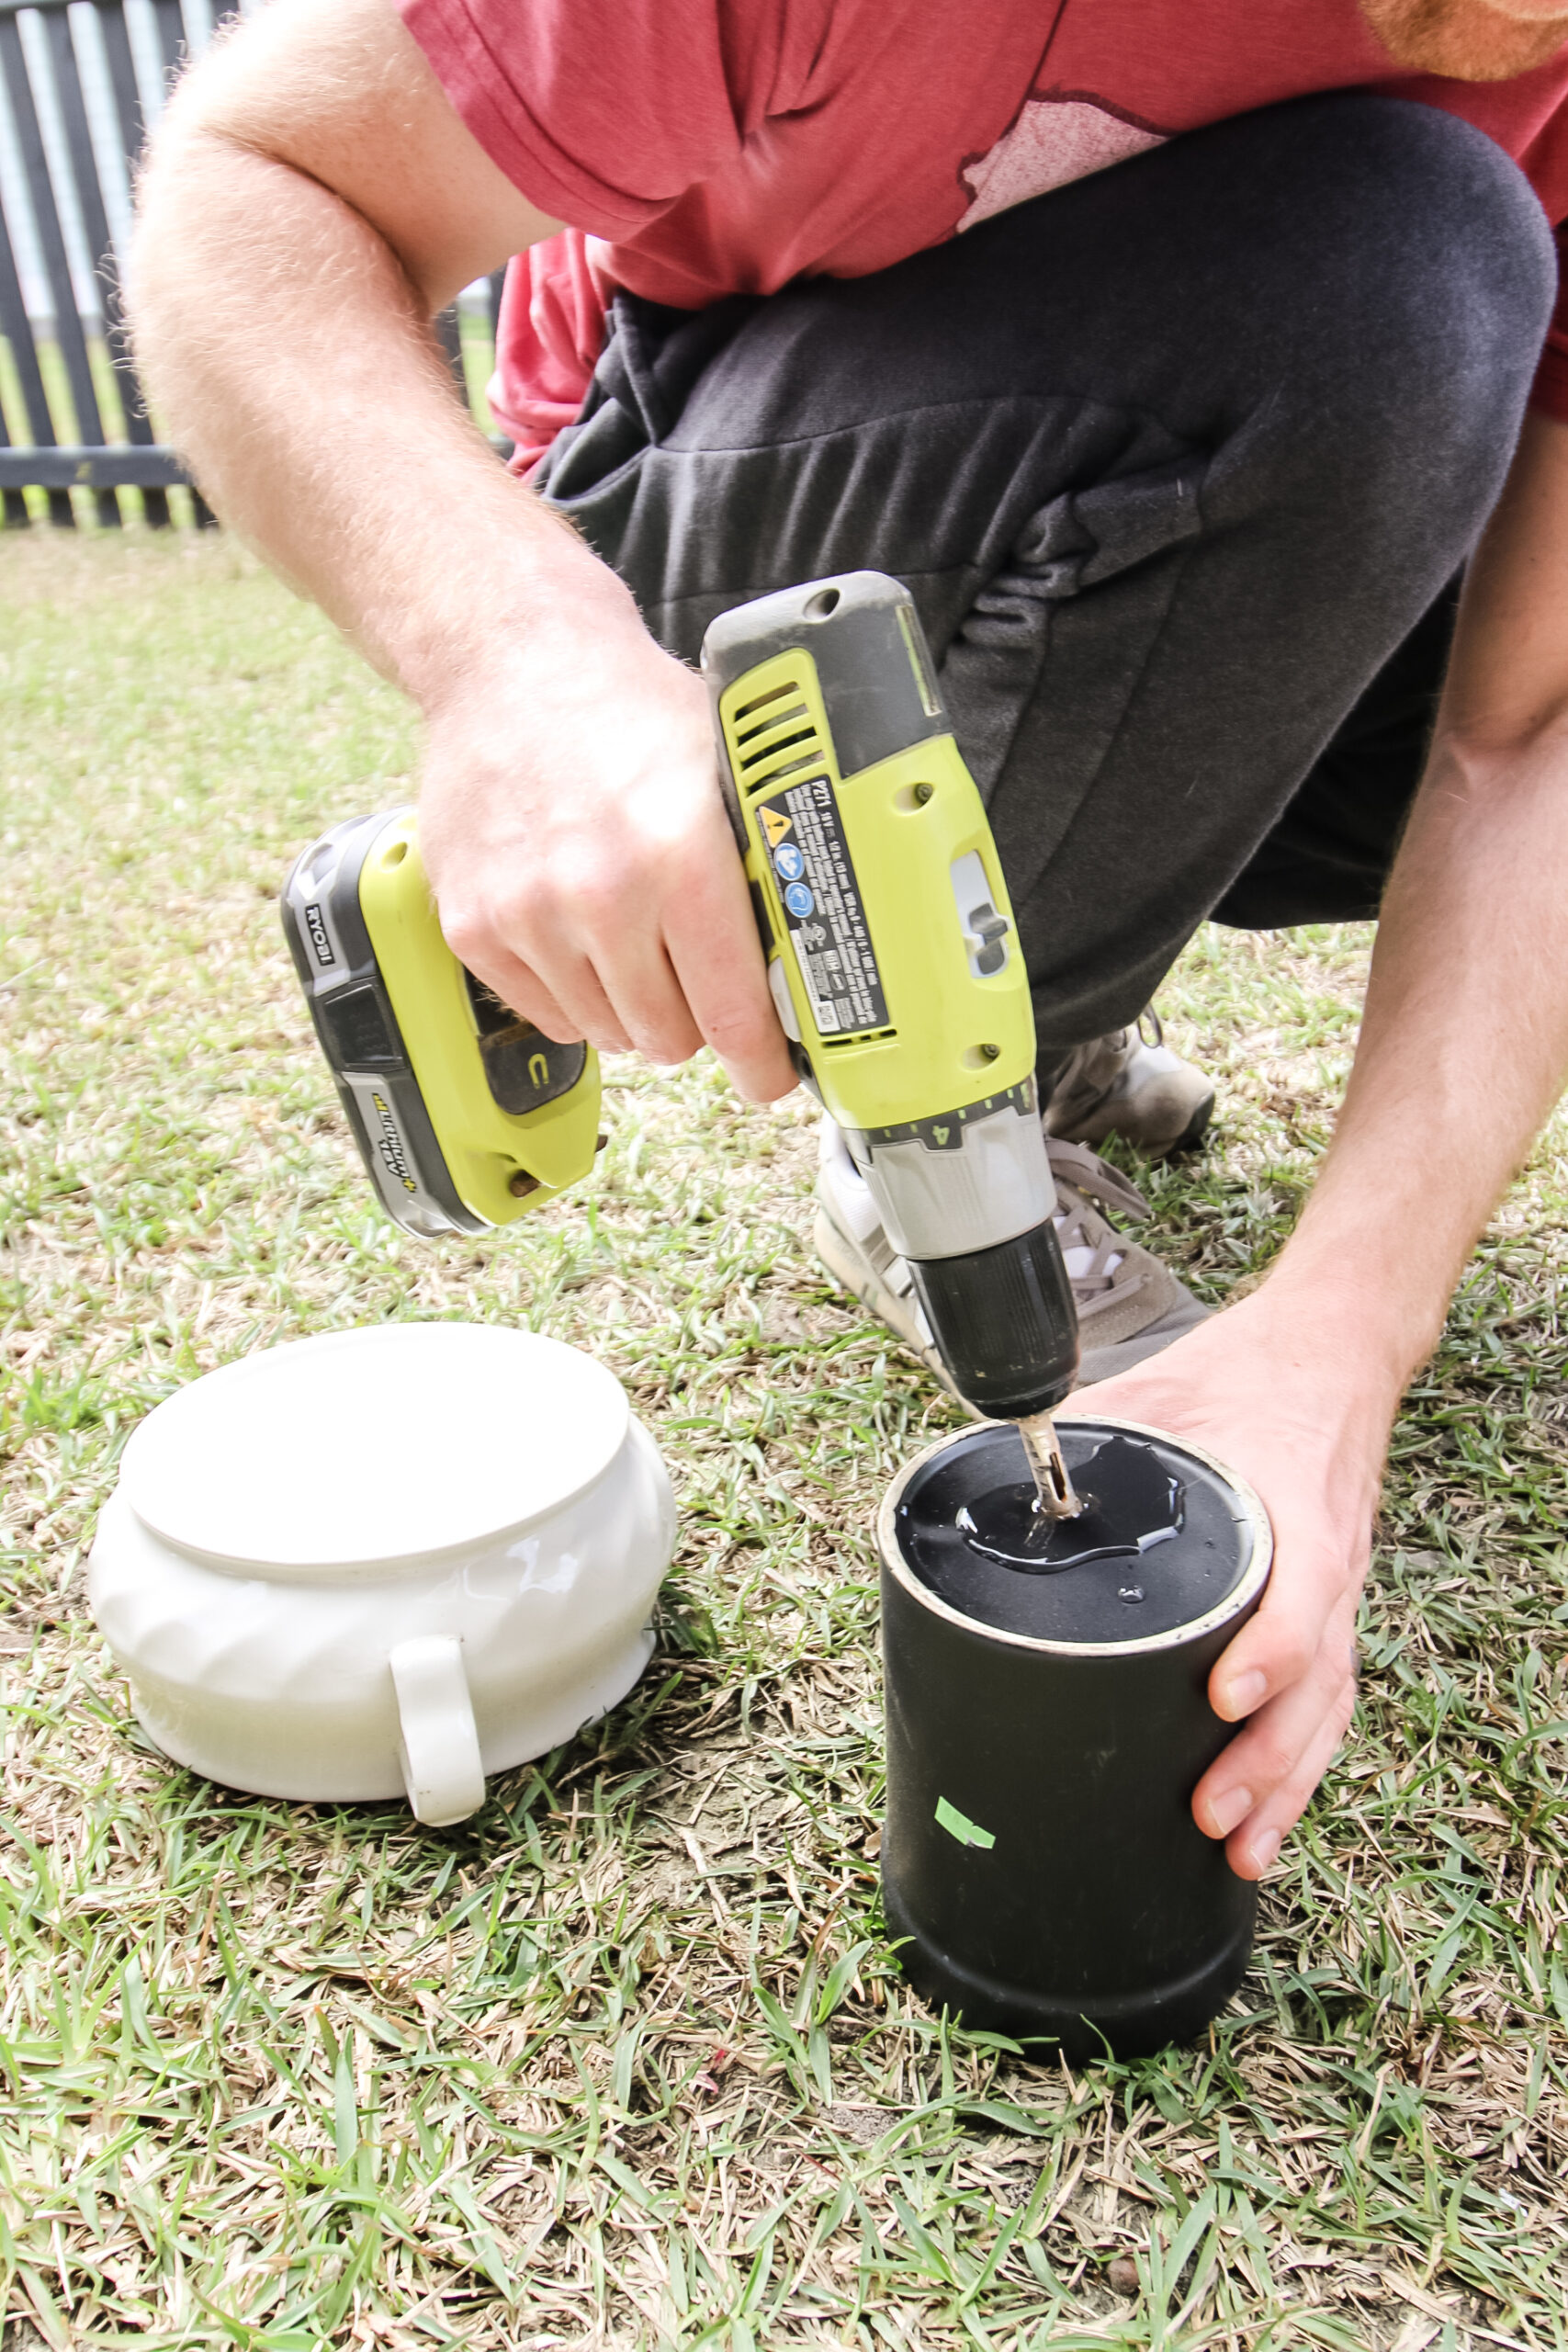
[1019,1410,1084,1521]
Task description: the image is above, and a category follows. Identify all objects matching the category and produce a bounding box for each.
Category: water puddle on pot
[953,1433,1185,1579]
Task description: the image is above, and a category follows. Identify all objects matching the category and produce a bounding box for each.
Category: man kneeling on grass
[131,0,1568,1884]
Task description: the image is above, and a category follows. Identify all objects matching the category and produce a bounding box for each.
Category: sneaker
[814,1120,1211,1394]
[1043,1010,1214,1156]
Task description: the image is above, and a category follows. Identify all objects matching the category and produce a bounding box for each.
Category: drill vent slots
[821,1025,897,1050]
[732,677,828,794]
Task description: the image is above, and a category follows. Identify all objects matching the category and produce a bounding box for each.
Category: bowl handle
[389,1636,486,1826]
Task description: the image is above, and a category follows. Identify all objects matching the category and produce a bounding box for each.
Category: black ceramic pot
[878,1415,1271,2063]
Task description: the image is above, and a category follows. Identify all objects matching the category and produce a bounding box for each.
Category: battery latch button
[318,982,402,1070]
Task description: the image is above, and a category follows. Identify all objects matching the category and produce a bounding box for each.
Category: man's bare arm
[131,0,795,1099]
[132,0,559,662]
[1083,408,1568,1876]
[1268,409,1568,1352]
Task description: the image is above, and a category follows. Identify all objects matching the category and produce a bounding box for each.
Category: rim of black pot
[878,1413,1274,1657]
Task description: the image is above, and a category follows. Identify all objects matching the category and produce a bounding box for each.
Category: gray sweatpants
[536,95,1555,1055]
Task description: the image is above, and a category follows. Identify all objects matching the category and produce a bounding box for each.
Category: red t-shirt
[400,0,1568,468]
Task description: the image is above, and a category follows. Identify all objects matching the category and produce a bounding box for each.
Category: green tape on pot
[935,1794,995,1849]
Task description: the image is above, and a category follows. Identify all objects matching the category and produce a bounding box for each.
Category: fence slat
[0,371,32,524]
[91,0,172,523]
[0,188,73,522]
[434,300,468,408]
[150,0,182,85]
[92,0,142,162]
[43,6,122,521]
[146,0,219,525]
[0,9,109,524]
[137,0,217,525]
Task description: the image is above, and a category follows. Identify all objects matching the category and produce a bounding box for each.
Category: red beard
[1359,0,1568,78]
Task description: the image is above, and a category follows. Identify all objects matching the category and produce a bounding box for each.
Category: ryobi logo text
[302,901,335,967]
[369,1091,418,1193]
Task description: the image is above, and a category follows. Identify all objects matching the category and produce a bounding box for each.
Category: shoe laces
[1045,1136,1151,1221]
[1045,1137,1152,1312]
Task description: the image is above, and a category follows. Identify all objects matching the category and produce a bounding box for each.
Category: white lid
[119,1324,631,1574]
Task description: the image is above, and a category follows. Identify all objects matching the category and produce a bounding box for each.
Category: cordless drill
[282,573,1083,1512]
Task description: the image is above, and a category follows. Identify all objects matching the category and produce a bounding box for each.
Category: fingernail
[1207,1785,1253,1838]
[1248,1827,1281,1874]
[1221,1669,1267,1718]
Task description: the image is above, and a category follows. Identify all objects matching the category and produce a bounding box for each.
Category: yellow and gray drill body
[704,574,1077,1428]
[282,572,1079,1431]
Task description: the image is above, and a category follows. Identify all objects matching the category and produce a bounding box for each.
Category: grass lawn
[4,529,1568,2351]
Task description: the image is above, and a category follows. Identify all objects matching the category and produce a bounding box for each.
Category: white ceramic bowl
[88,1324,676,1824]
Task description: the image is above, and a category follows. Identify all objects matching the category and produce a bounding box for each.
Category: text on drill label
[761,779,889,1035]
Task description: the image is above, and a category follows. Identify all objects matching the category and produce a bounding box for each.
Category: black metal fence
[0,0,502,526]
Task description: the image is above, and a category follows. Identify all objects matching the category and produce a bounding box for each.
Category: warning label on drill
[759,780,888,1035]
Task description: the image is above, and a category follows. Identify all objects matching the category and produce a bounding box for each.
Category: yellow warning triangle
[760,805,793,850]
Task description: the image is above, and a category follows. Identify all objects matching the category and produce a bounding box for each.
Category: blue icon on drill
[784,882,816,920]
[773,842,806,882]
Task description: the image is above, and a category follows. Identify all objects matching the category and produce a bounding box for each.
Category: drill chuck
[840,1071,1080,1423]
[908,1222,1079,1421]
